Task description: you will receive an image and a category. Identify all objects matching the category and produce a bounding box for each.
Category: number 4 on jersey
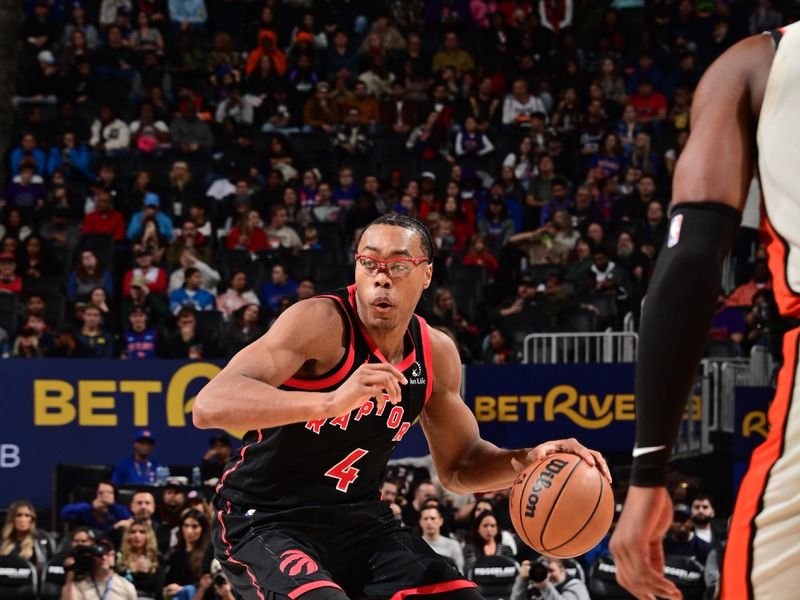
[325,448,369,492]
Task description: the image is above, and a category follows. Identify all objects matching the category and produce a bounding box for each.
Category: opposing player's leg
[721,328,800,599]
[212,500,347,600]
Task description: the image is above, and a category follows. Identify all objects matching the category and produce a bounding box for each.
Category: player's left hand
[511,438,612,484]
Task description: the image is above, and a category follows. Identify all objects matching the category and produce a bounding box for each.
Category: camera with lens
[213,573,227,587]
[530,560,549,584]
[67,544,106,580]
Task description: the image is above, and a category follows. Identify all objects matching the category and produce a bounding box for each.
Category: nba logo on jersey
[667,213,684,248]
[409,361,426,385]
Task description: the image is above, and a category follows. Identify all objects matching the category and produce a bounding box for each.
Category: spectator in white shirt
[420,505,464,575]
[502,79,547,130]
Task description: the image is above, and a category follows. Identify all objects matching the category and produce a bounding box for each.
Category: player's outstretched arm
[611,33,773,600]
[193,298,406,431]
[420,329,609,494]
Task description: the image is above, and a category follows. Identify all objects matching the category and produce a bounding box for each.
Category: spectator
[127,192,175,242]
[407,111,453,165]
[47,131,92,181]
[0,252,23,295]
[221,303,264,357]
[401,481,438,528]
[503,79,547,130]
[168,0,208,32]
[170,267,215,314]
[215,85,253,125]
[259,264,297,312]
[690,493,724,550]
[162,509,212,600]
[264,204,302,253]
[511,558,590,600]
[168,248,220,294]
[628,77,667,129]
[170,101,214,156]
[726,261,771,307]
[463,234,500,280]
[67,250,113,303]
[420,505,464,575]
[76,304,114,358]
[333,107,373,158]
[663,503,712,566]
[61,481,132,535]
[9,133,47,177]
[3,163,45,215]
[303,81,340,134]
[90,105,131,156]
[166,220,212,269]
[455,116,495,160]
[123,248,168,297]
[225,208,269,253]
[157,480,187,529]
[432,31,475,75]
[463,510,515,577]
[200,433,233,483]
[50,326,91,358]
[0,500,53,568]
[482,327,513,365]
[111,430,160,485]
[216,271,260,321]
[121,306,160,359]
[380,81,418,136]
[165,306,218,359]
[60,537,137,600]
[81,189,126,241]
[121,276,169,328]
[342,81,380,128]
[116,519,165,599]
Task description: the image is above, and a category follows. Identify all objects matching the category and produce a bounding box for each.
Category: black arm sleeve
[631,202,741,486]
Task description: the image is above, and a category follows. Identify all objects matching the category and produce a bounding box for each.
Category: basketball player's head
[354,214,433,331]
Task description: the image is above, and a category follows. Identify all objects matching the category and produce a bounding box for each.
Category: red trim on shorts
[346,285,417,371]
[388,579,478,600]
[284,294,356,390]
[288,580,344,599]
[417,316,434,403]
[217,501,267,600]
[216,429,263,493]
[721,329,800,599]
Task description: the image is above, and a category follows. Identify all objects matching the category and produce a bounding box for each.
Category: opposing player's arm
[193,298,406,431]
[420,329,608,494]
[630,34,773,486]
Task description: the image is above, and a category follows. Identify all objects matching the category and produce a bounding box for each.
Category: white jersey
[758,21,800,316]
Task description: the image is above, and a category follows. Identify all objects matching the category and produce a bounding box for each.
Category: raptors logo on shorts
[279,550,319,576]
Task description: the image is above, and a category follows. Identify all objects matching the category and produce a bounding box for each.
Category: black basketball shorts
[212,497,475,600]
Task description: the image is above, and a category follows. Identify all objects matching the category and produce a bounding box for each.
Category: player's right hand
[326,363,407,417]
[610,485,682,600]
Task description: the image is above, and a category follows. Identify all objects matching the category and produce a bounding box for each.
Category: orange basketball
[508,452,614,558]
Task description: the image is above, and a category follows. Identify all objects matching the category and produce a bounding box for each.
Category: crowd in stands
[0,0,793,363]
[0,430,728,600]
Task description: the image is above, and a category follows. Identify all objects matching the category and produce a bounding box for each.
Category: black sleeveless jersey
[215,286,434,511]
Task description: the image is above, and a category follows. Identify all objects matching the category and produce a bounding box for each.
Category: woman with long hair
[462,234,499,280]
[131,10,164,53]
[118,519,164,599]
[163,510,212,600]
[66,250,113,302]
[502,136,537,189]
[166,161,199,225]
[0,501,52,568]
[134,216,169,263]
[462,510,515,577]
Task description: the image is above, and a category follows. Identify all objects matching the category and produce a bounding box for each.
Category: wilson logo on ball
[279,550,319,576]
[524,458,569,518]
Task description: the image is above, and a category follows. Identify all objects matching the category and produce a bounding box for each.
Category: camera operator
[511,559,590,600]
[60,538,137,600]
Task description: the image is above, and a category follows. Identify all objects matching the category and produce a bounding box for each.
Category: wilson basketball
[508,452,614,558]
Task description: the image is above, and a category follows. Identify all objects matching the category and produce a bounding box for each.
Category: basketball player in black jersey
[193,214,611,600]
